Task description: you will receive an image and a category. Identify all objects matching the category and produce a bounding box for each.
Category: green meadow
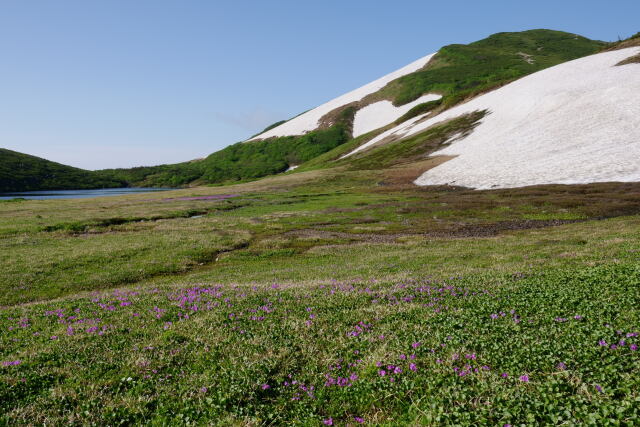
[1,165,639,425]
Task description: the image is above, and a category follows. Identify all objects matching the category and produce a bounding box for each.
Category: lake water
[0,188,175,200]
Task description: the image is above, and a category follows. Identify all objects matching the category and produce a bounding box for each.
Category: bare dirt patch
[616,53,640,66]
[381,156,456,186]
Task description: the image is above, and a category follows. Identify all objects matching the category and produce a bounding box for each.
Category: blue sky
[1,0,638,170]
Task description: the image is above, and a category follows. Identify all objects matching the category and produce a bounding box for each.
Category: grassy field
[1,165,640,425]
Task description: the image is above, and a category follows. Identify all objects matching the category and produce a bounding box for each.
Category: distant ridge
[0,148,125,192]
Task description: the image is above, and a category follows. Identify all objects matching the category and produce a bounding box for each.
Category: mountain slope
[101,29,605,189]
[1,30,610,191]
[252,29,604,141]
[342,47,640,189]
[0,149,125,193]
[251,54,438,140]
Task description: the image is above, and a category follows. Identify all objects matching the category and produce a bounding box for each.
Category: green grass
[365,29,604,108]
[0,28,637,424]
[96,107,356,188]
[394,99,443,125]
[344,111,487,170]
[1,167,640,423]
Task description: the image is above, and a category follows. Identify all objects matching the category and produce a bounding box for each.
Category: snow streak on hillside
[250,53,436,140]
[346,48,640,189]
[352,93,441,137]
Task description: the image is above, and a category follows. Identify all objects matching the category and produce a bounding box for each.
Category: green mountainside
[367,29,604,109]
[0,30,610,191]
[0,148,125,193]
[95,107,354,188]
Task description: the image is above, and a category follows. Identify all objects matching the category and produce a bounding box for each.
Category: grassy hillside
[365,29,605,108]
[97,107,355,187]
[0,148,125,192]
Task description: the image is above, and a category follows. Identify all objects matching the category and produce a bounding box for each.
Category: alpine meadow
[1,12,640,426]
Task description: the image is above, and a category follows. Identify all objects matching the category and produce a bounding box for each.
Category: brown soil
[381,156,456,186]
[284,218,587,246]
[616,53,640,66]
[603,37,640,51]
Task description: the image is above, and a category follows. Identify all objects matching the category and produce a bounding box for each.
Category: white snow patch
[352,93,442,137]
[286,165,299,172]
[250,53,436,140]
[342,110,431,157]
[346,48,640,189]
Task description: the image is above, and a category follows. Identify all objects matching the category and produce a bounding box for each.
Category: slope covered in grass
[0,148,125,192]
[368,29,604,108]
[97,108,355,187]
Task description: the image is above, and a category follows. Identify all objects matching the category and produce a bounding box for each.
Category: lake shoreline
[0,187,176,200]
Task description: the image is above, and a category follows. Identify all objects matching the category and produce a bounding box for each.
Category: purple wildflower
[595,384,604,393]
[556,362,567,370]
[378,370,386,377]
[519,375,529,382]
[409,363,417,372]
[501,373,508,378]
[2,360,21,367]
[354,416,365,423]
[261,384,270,390]
[630,344,638,351]
[323,418,333,425]
[412,342,421,349]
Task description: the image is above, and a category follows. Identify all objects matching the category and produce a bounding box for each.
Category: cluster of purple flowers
[347,321,372,338]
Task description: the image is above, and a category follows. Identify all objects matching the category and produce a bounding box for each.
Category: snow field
[344,48,640,189]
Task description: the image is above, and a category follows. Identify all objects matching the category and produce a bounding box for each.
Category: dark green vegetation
[348,111,486,171]
[0,148,125,192]
[2,30,607,192]
[96,107,354,187]
[394,99,443,125]
[255,120,288,136]
[366,29,604,108]
[1,155,640,423]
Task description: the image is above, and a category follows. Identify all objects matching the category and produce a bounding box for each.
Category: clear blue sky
[1,0,638,170]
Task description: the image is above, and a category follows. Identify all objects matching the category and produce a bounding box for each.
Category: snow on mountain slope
[352,93,442,137]
[344,47,640,189]
[250,53,436,140]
